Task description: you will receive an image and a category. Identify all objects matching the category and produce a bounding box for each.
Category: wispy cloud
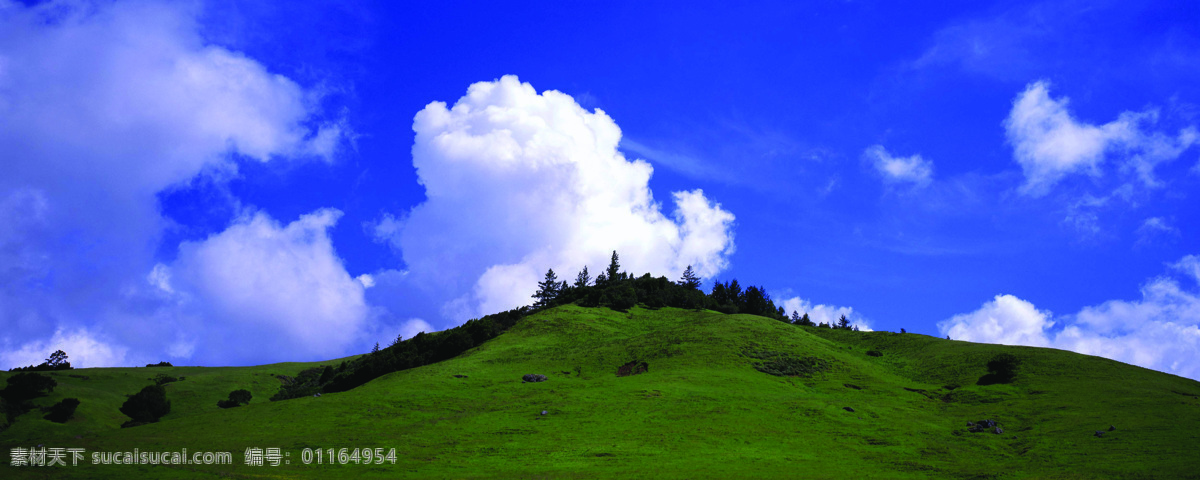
[1005,81,1197,196]
[864,145,934,187]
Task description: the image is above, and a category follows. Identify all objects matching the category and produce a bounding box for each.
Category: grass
[2,305,1199,478]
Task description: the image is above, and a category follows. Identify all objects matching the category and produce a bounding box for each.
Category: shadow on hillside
[976,373,1010,386]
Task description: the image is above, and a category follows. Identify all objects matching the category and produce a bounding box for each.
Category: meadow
[3,305,1199,478]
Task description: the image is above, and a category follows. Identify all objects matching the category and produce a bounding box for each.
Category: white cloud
[939,256,1200,381]
[864,145,934,186]
[0,328,128,369]
[939,295,1054,347]
[164,209,370,365]
[356,274,376,289]
[0,1,343,367]
[374,75,736,323]
[398,319,433,341]
[778,296,872,331]
[1136,217,1180,246]
[1004,81,1197,196]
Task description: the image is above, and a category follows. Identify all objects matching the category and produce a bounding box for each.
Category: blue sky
[2,0,1199,379]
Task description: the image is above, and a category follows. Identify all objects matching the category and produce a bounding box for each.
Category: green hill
[3,305,1199,479]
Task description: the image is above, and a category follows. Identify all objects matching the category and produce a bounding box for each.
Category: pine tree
[574,266,591,288]
[604,251,621,285]
[533,268,562,307]
[727,279,743,307]
[678,265,702,290]
[790,311,801,324]
[799,313,814,326]
[837,314,850,330]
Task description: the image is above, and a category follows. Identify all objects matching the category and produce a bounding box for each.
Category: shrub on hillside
[2,372,57,404]
[120,385,170,426]
[43,398,80,423]
[977,353,1022,385]
[217,389,252,408]
[603,284,638,312]
[153,374,179,385]
[145,361,173,367]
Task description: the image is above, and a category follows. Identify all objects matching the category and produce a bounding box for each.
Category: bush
[145,361,173,367]
[986,353,1021,383]
[603,284,637,312]
[714,304,738,315]
[866,350,883,357]
[977,353,1022,385]
[153,374,179,386]
[2,372,57,404]
[218,389,252,408]
[43,398,80,423]
[120,385,170,425]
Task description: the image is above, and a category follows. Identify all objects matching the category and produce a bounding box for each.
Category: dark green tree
[604,251,621,285]
[984,353,1021,384]
[120,385,170,425]
[837,315,850,330]
[229,389,252,404]
[46,350,70,369]
[678,265,702,290]
[2,372,56,404]
[743,286,770,316]
[218,388,253,408]
[43,398,80,423]
[603,283,637,312]
[727,279,743,306]
[533,268,563,307]
[790,311,801,323]
[798,313,814,326]
[574,266,591,288]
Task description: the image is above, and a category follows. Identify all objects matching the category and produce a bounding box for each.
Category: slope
[2,305,1198,479]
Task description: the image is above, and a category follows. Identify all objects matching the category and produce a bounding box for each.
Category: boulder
[522,374,548,383]
[843,407,855,412]
[541,410,548,415]
[1094,431,1105,438]
[453,375,468,379]
[993,427,1003,434]
[1109,425,1116,431]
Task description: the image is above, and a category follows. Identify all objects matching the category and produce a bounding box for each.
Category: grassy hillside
[3,305,1199,479]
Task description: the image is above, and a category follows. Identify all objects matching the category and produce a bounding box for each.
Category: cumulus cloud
[777,296,872,331]
[939,256,1200,381]
[864,145,933,186]
[373,75,735,323]
[939,295,1054,347]
[1004,81,1197,196]
[0,0,344,367]
[159,209,370,365]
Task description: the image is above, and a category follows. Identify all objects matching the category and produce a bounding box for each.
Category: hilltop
[3,305,1199,479]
